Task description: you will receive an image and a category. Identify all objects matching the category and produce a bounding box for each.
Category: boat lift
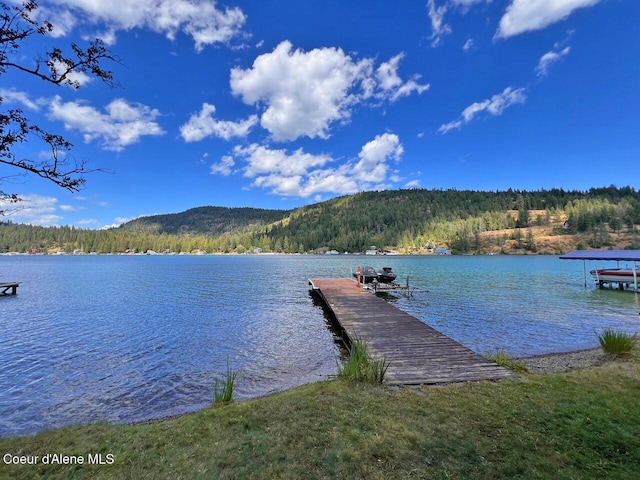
[352,267,429,297]
[559,250,640,292]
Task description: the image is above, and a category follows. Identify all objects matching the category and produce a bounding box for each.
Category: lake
[1,254,639,437]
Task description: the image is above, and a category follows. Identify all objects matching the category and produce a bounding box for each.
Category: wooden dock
[0,282,20,296]
[309,278,517,385]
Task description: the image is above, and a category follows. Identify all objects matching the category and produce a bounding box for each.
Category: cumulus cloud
[234,144,332,178]
[0,194,61,226]
[229,41,428,142]
[230,41,368,142]
[535,46,571,77]
[48,96,165,151]
[496,0,600,39]
[216,133,404,197]
[228,143,347,197]
[353,133,404,183]
[40,0,247,50]
[438,86,526,133]
[180,103,258,142]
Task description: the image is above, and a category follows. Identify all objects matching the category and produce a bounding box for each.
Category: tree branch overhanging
[1,0,120,215]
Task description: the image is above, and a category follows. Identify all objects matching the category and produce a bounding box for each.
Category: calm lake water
[1,254,639,437]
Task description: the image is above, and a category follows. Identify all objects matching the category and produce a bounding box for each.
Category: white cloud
[77,218,100,225]
[230,41,370,142]
[95,28,117,46]
[36,6,77,37]
[210,155,235,176]
[48,96,165,151]
[438,86,526,133]
[426,0,451,47]
[59,204,82,212]
[451,0,486,5]
[0,89,40,110]
[535,46,571,77]
[496,0,600,39]
[229,41,428,141]
[112,216,135,225]
[0,194,61,226]
[353,133,403,183]
[41,0,247,51]
[219,133,404,198]
[234,144,332,178]
[427,0,489,47]
[462,39,474,51]
[50,59,92,87]
[404,179,421,188]
[180,103,258,142]
[377,54,430,102]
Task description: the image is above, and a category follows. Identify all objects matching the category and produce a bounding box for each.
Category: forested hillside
[119,206,289,235]
[1,186,640,254]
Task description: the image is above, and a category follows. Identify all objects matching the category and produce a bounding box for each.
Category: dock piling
[0,282,20,296]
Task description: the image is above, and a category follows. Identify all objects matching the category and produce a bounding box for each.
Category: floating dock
[0,282,20,296]
[309,278,517,385]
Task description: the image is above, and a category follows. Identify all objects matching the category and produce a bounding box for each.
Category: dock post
[0,282,20,296]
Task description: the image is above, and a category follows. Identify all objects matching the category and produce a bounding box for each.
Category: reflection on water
[1,254,639,437]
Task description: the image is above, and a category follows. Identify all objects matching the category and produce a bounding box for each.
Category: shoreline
[132,348,609,428]
[0,347,612,438]
[517,347,609,374]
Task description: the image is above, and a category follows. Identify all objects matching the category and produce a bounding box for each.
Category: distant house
[434,248,452,255]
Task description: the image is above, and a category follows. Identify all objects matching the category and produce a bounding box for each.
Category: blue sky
[1,0,638,228]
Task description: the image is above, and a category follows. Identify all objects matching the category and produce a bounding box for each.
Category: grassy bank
[2,354,639,479]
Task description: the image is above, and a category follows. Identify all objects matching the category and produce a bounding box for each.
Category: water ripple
[1,255,639,437]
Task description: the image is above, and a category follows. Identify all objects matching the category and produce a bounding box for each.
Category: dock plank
[310,278,517,385]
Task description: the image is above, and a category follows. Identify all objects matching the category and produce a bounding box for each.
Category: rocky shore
[517,348,609,374]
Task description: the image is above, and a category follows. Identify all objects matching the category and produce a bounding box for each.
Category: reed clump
[597,328,638,356]
[485,348,528,373]
[213,356,238,405]
[337,338,389,383]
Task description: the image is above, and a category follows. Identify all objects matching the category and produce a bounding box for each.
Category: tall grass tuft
[213,356,238,405]
[337,337,389,383]
[485,348,528,373]
[597,328,638,356]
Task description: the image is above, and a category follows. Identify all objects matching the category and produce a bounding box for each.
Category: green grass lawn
[2,353,639,480]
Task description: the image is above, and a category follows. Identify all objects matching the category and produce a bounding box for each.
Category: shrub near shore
[1,353,639,479]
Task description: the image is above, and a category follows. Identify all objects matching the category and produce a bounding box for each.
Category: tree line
[2,186,640,254]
